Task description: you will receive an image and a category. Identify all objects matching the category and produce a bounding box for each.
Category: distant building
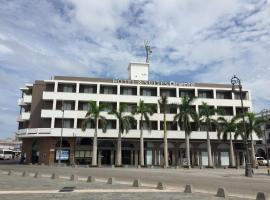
[255,109,270,159]
[16,61,256,166]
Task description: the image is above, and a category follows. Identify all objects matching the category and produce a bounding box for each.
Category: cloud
[0,0,270,138]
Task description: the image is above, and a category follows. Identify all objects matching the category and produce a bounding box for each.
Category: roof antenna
[144,40,152,63]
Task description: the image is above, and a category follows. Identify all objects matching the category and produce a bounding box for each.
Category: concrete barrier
[22,171,29,177]
[51,173,58,179]
[256,192,269,200]
[156,182,166,190]
[70,174,78,181]
[7,170,12,175]
[87,176,95,183]
[216,187,228,198]
[184,184,193,193]
[34,172,41,178]
[107,177,115,184]
[132,179,142,187]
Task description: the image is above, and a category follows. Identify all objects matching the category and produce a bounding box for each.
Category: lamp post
[261,109,270,167]
[231,75,252,177]
[58,101,64,165]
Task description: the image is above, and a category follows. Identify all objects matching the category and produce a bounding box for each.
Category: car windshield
[257,158,264,160]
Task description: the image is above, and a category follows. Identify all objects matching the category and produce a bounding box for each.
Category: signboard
[55,150,69,161]
[113,79,193,87]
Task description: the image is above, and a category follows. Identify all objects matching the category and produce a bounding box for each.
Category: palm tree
[174,96,199,168]
[199,102,217,168]
[81,101,107,166]
[110,104,136,167]
[234,112,265,167]
[133,100,153,166]
[217,116,238,167]
[158,95,169,168]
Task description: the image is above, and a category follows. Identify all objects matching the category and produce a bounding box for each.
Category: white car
[256,157,268,166]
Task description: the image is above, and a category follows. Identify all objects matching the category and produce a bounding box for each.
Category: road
[0,164,269,199]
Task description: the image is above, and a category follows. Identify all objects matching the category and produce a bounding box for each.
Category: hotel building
[16,62,255,167]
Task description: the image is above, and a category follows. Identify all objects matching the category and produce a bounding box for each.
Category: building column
[110,150,114,165]
[172,150,176,166]
[98,150,102,166]
[134,150,138,166]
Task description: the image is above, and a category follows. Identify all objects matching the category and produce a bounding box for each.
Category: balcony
[17,98,25,106]
[16,112,30,122]
[23,95,32,104]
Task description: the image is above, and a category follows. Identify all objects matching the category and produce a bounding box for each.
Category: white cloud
[0,0,270,138]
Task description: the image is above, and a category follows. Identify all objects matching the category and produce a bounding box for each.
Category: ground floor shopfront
[21,137,247,167]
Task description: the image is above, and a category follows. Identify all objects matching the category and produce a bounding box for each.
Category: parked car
[256,157,267,166]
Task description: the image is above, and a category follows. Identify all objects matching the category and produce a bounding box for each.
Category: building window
[216,91,232,99]
[160,121,177,130]
[140,121,158,130]
[78,101,91,111]
[198,90,214,99]
[100,85,117,94]
[99,120,116,129]
[41,118,51,128]
[42,100,53,110]
[140,87,157,96]
[236,107,249,115]
[79,84,97,93]
[77,119,95,129]
[234,91,248,100]
[120,86,137,95]
[56,101,75,110]
[217,106,234,116]
[160,88,176,97]
[99,102,117,112]
[54,118,74,128]
[120,103,136,112]
[45,83,55,92]
[179,89,195,98]
[57,83,76,93]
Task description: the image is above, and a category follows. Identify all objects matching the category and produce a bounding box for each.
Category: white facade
[128,62,149,80]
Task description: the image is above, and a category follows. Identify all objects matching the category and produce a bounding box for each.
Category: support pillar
[98,150,102,166]
[134,150,138,166]
[130,150,134,165]
[110,150,114,165]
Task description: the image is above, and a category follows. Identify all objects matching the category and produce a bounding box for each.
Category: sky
[0,0,270,139]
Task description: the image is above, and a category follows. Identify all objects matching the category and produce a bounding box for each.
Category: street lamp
[260,109,270,167]
[58,101,64,165]
[231,75,252,177]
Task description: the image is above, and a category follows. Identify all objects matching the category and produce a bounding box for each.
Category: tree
[133,100,153,166]
[174,96,199,168]
[81,101,107,166]
[234,112,265,167]
[158,95,170,168]
[217,116,238,167]
[110,104,136,166]
[199,102,217,168]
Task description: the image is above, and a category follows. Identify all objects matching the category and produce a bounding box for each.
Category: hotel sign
[113,79,194,87]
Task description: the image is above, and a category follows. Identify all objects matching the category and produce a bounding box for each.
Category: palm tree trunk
[116,129,122,166]
[163,112,168,168]
[229,132,236,167]
[92,118,98,166]
[185,131,191,168]
[207,130,213,167]
[251,141,256,168]
[140,116,144,166]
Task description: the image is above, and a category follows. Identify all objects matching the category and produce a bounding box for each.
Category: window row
[40,118,218,131]
[42,100,249,116]
[45,83,249,100]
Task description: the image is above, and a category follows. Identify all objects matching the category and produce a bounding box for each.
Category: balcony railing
[16,112,30,122]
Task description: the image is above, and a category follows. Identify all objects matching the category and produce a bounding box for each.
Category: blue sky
[0,0,270,139]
